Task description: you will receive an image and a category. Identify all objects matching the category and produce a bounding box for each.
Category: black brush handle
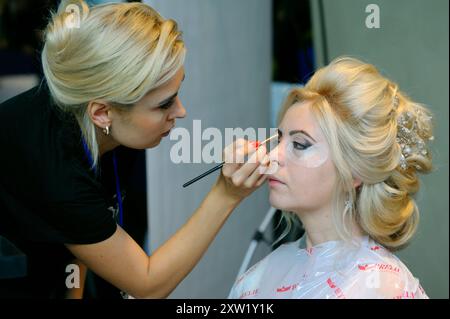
[182,162,225,188]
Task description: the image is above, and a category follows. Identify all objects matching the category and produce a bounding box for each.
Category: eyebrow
[278,128,316,143]
[157,73,185,106]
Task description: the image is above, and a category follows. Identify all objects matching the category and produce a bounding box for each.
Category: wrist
[210,179,242,208]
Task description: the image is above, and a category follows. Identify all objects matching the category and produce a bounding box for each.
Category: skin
[88,67,187,155]
[65,66,268,298]
[266,101,363,249]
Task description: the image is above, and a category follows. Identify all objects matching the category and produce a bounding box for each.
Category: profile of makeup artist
[0,1,269,298]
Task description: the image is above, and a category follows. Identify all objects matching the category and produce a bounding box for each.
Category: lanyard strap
[81,138,123,226]
[112,151,124,226]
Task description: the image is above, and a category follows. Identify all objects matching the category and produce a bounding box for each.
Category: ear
[87,100,112,129]
[353,177,362,189]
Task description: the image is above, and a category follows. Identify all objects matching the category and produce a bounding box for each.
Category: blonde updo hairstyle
[277,57,434,251]
[41,0,186,166]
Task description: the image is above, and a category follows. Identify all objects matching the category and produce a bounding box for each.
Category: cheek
[116,112,167,148]
[132,112,166,132]
[287,159,336,205]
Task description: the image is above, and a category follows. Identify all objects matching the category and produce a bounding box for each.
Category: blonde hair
[277,56,434,251]
[41,0,186,167]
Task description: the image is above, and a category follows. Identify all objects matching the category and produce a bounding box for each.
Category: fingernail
[250,141,260,148]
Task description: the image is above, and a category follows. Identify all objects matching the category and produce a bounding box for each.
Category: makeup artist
[0,1,268,298]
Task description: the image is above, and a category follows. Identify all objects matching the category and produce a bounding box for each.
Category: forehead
[279,101,322,141]
[140,67,185,104]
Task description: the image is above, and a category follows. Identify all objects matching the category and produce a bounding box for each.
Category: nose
[169,97,186,120]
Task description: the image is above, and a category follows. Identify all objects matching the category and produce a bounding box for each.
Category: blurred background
[0,0,448,299]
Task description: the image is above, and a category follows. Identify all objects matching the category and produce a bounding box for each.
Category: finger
[231,146,267,186]
[223,140,242,179]
[222,139,262,179]
[259,153,271,169]
[238,138,259,157]
[247,143,267,166]
[224,138,259,164]
[255,173,268,187]
[243,162,266,188]
[223,139,244,163]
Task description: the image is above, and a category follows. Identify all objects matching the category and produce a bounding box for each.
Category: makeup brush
[182,134,277,188]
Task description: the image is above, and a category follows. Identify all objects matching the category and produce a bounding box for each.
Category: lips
[162,125,174,137]
[268,177,285,186]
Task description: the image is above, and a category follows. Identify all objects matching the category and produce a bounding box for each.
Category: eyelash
[293,141,311,150]
[277,135,311,150]
[159,99,175,110]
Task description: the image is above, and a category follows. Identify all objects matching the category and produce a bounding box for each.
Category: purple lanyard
[82,138,123,226]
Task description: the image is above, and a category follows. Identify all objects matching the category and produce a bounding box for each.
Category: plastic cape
[228,235,428,299]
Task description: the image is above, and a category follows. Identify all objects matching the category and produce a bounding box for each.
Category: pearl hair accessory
[393,95,434,170]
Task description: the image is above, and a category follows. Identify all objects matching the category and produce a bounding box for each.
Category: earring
[103,125,110,136]
[344,199,353,210]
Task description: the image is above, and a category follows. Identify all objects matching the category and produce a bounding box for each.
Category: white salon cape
[229,235,428,299]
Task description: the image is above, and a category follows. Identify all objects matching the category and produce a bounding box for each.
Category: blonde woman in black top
[0,0,268,298]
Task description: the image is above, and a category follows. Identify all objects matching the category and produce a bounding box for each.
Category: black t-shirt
[0,82,119,298]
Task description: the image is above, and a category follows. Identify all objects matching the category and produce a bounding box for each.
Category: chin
[126,139,160,150]
[147,140,161,148]
[269,190,301,213]
[269,192,288,211]
[140,137,161,149]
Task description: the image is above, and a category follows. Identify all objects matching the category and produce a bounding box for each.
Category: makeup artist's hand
[214,138,269,202]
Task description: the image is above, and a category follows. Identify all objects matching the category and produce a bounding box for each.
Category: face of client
[267,101,336,217]
[266,101,364,247]
[266,102,342,246]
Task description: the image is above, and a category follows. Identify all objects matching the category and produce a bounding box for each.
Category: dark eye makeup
[277,128,314,150]
[159,99,175,110]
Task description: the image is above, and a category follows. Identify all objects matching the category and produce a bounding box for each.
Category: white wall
[144,0,272,298]
[310,0,449,298]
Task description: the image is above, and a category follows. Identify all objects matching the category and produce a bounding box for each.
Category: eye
[159,99,175,110]
[293,141,311,150]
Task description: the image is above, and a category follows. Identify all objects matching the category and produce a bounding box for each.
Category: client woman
[229,57,434,299]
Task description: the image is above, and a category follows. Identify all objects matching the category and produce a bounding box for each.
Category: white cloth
[229,235,428,299]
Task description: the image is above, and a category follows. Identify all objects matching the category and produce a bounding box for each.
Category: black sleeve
[42,167,118,245]
[0,178,117,246]
[46,199,118,245]
[0,85,117,246]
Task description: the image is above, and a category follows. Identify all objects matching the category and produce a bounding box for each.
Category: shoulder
[340,239,428,299]
[0,84,115,244]
[0,83,49,117]
[0,81,92,200]
[228,241,299,299]
[228,251,270,299]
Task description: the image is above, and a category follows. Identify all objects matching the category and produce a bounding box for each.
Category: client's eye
[293,141,311,150]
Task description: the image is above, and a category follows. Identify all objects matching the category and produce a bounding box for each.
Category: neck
[294,204,365,249]
[96,127,120,156]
